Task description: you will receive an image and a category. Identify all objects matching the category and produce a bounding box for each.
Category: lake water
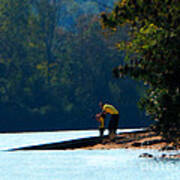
[0,129,179,180]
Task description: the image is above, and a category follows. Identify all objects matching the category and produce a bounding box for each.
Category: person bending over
[99,102,119,140]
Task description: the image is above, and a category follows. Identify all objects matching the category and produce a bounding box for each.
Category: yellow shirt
[99,116,104,128]
[102,104,119,115]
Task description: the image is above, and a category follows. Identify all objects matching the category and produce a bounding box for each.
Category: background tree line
[0,0,148,132]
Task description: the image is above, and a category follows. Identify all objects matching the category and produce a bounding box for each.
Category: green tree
[101,0,180,142]
[0,0,31,107]
[0,0,62,114]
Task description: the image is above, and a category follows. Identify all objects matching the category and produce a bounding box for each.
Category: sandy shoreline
[81,130,179,150]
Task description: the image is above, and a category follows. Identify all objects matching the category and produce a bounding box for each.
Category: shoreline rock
[139,153,154,158]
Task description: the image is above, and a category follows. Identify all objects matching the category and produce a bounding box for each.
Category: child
[95,113,106,137]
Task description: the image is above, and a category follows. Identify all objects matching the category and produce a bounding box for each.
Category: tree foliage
[0,0,146,131]
[101,0,180,142]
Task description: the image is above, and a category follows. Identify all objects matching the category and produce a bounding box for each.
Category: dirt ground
[79,130,180,153]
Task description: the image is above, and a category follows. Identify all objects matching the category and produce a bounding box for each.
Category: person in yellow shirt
[99,102,119,139]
